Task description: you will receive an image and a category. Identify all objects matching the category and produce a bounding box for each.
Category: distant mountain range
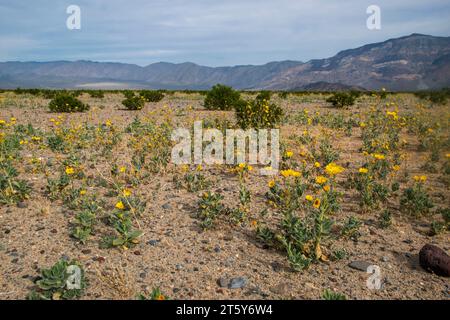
[1,34,449,91]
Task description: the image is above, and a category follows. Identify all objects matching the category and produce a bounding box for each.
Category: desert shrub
[414,88,450,105]
[235,97,283,129]
[139,90,164,102]
[28,259,86,300]
[204,84,241,110]
[0,160,31,204]
[322,289,346,300]
[255,91,272,102]
[326,92,356,108]
[400,180,434,216]
[48,94,90,113]
[87,90,104,98]
[279,91,289,99]
[198,191,225,229]
[122,94,145,110]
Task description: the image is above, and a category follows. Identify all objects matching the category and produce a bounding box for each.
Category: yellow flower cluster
[413,175,427,182]
[280,169,301,178]
[315,176,328,184]
[324,163,344,176]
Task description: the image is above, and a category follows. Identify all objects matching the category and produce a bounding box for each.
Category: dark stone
[17,202,28,209]
[214,245,221,253]
[133,250,141,256]
[218,277,229,288]
[348,260,372,272]
[229,277,247,289]
[162,203,172,210]
[50,229,57,234]
[81,249,91,254]
[148,239,159,246]
[419,244,450,277]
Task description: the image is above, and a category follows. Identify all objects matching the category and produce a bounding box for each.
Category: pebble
[270,282,292,295]
[162,203,172,210]
[175,264,183,270]
[16,202,28,209]
[81,249,91,254]
[348,260,372,272]
[148,239,159,246]
[229,277,247,289]
[214,245,221,253]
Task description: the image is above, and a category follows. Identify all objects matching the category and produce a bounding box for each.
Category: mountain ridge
[1,34,449,91]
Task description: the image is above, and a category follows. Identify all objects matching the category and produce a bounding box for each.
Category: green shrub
[204,84,241,110]
[400,182,434,216]
[235,97,283,129]
[326,92,356,108]
[139,90,164,102]
[122,95,145,110]
[48,94,90,113]
[255,91,272,102]
[28,259,86,300]
[88,90,104,98]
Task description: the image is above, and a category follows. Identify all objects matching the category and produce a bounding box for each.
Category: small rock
[381,256,389,262]
[133,250,141,256]
[270,282,292,295]
[214,245,221,253]
[229,277,247,289]
[218,277,229,288]
[81,249,92,254]
[271,261,283,272]
[50,229,57,234]
[348,260,372,272]
[162,203,172,210]
[148,239,159,246]
[93,256,105,263]
[175,264,183,270]
[403,239,413,244]
[17,202,28,209]
[139,272,147,279]
[419,244,450,277]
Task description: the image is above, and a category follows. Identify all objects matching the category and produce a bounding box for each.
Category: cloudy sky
[1,0,449,66]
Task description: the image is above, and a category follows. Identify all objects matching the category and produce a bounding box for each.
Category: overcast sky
[1,0,449,66]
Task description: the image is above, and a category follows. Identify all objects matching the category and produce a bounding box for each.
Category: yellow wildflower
[305,195,314,202]
[372,153,385,160]
[359,168,368,174]
[285,151,293,158]
[314,162,321,168]
[313,199,321,209]
[315,176,328,185]
[65,166,75,175]
[323,185,330,192]
[325,163,344,176]
[123,189,132,197]
[115,201,125,210]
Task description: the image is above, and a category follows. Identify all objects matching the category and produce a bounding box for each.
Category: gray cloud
[0,0,449,66]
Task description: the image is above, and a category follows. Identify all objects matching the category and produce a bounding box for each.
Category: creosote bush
[326,92,356,108]
[48,94,90,113]
[122,94,145,110]
[139,90,165,102]
[235,96,283,129]
[204,84,241,110]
